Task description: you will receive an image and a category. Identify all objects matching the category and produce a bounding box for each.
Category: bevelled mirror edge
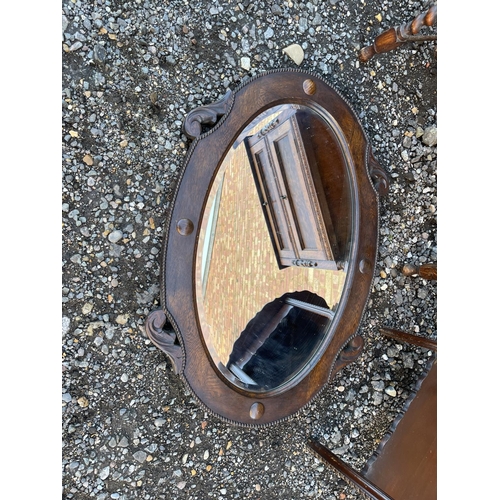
[194,103,357,396]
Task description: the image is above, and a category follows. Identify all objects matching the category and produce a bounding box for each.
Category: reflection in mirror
[226,291,332,390]
[195,104,353,392]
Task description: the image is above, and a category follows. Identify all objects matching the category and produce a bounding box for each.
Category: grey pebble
[62,316,71,335]
[100,466,110,480]
[387,347,399,358]
[109,243,124,257]
[271,4,282,15]
[62,15,69,34]
[422,126,437,146]
[108,230,123,243]
[332,444,349,456]
[69,41,83,52]
[94,44,106,63]
[133,451,147,463]
[70,254,81,264]
[118,437,129,447]
[331,431,342,444]
[264,27,274,39]
[241,57,251,70]
[385,386,397,397]
[312,13,322,25]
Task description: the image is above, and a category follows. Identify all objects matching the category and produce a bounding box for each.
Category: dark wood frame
[145,69,389,426]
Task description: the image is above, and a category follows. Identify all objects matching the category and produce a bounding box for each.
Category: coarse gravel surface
[62,0,437,498]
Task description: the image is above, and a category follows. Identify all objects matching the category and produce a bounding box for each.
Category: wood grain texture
[157,69,386,425]
[360,5,437,63]
[402,262,437,280]
[379,327,437,352]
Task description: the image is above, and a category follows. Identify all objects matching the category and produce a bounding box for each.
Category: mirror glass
[195,104,354,392]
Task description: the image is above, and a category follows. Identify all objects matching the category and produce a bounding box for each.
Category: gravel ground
[60,0,439,498]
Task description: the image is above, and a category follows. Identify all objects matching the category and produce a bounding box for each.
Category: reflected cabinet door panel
[248,136,297,262]
[245,108,338,270]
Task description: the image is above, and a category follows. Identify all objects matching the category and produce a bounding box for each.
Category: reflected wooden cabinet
[245,107,340,271]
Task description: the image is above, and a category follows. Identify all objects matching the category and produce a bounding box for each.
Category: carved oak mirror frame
[146,69,389,426]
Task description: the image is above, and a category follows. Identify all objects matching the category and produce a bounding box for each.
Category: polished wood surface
[360,5,437,63]
[402,262,437,281]
[379,327,437,352]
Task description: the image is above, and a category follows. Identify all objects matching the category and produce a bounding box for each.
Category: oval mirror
[146,69,389,426]
[196,103,353,393]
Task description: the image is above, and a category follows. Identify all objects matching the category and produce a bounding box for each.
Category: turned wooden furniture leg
[402,262,437,281]
[359,4,437,63]
[379,327,437,352]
